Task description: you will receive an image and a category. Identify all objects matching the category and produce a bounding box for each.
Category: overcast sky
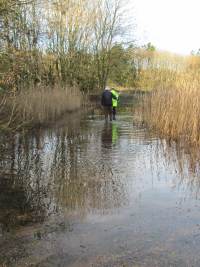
[131,0,200,55]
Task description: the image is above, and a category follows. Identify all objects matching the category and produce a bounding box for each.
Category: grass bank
[0,85,82,131]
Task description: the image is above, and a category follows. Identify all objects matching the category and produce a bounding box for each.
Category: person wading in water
[101,87,118,122]
[111,88,119,120]
[101,87,112,122]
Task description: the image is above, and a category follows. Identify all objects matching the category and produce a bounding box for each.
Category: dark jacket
[101,90,112,106]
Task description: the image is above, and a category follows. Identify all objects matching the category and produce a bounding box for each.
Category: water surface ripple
[1,114,200,267]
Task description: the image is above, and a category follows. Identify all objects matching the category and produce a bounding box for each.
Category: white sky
[131,0,200,55]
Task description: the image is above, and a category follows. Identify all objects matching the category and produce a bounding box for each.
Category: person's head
[105,86,110,91]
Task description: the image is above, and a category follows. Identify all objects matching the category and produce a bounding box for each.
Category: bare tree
[93,0,125,90]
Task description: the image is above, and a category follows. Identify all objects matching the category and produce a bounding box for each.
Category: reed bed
[0,85,82,129]
[144,72,200,145]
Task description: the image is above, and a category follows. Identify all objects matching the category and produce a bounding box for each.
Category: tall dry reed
[144,72,200,145]
[1,86,82,129]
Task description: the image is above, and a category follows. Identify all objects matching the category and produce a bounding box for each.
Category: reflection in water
[101,123,113,148]
[0,131,55,232]
[153,139,200,198]
[112,123,119,145]
[0,118,127,234]
[2,113,200,266]
[101,122,119,148]
[1,116,200,233]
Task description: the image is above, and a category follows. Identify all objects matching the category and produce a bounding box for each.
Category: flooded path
[1,108,200,266]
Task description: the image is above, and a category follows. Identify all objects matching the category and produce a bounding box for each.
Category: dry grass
[0,85,82,129]
[144,71,200,145]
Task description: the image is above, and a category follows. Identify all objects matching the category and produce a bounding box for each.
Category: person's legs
[113,107,116,120]
[105,108,108,122]
[109,107,112,121]
[103,107,109,122]
[103,106,112,122]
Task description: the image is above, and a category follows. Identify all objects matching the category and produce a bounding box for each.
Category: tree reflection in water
[151,137,200,198]
[0,118,126,233]
[1,113,200,236]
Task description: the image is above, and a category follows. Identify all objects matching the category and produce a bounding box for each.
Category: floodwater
[1,104,200,266]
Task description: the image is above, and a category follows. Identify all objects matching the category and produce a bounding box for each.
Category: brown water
[1,110,200,267]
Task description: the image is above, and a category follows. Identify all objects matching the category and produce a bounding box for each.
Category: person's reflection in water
[101,122,119,149]
[111,122,119,145]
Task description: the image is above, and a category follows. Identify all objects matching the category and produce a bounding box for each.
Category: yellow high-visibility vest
[111,89,119,107]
